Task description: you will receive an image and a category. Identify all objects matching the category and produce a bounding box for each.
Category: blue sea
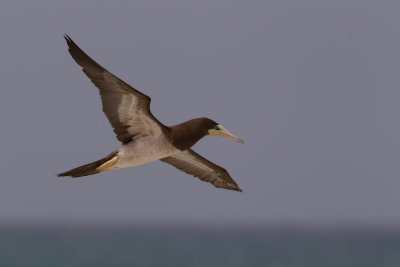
[1,225,400,267]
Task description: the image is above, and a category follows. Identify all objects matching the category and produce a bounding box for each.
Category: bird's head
[169,118,244,150]
[203,119,244,144]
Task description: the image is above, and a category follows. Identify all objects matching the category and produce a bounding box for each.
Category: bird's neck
[168,119,208,150]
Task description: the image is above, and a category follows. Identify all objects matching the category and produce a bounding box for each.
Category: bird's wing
[64,35,165,144]
[160,149,242,192]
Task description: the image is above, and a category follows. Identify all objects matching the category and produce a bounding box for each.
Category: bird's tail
[57,151,119,178]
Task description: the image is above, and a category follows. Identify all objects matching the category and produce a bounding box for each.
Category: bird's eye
[214,125,220,130]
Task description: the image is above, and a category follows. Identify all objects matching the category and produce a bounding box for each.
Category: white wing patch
[118,94,162,138]
[177,152,215,173]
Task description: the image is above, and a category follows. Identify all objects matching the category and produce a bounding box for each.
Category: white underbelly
[113,135,179,169]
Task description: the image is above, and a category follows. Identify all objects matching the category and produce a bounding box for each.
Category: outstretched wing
[64,35,165,144]
[160,149,242,192]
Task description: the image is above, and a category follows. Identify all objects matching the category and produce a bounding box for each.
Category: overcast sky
[1,0,400,227]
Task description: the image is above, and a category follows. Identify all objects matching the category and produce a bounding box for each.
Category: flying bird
[58,35,244,192]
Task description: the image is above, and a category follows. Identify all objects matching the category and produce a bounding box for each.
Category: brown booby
[58,35,244,192]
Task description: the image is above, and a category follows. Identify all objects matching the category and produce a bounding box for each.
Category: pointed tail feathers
[57,151,118,178]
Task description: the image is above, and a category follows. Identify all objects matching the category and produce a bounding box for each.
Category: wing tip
[214,181,243,192]
[231,186,243,192]
[63,34,74,48]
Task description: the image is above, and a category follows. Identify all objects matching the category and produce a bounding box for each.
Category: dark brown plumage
[160,149,242,192]
[58,151,118,177]
[168,118,218,150]
[59,35,244,192]
[65,35,165,144]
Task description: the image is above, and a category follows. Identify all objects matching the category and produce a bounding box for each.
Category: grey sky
[1,0,400,227]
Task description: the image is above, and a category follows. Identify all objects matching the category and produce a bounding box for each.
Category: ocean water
[0,225,400,267]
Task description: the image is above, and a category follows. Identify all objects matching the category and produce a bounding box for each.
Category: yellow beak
[208,125,244,143]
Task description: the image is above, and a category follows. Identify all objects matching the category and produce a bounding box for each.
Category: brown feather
[64,35,165,144]
[58,151,118,177]
[160,149,242,192]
